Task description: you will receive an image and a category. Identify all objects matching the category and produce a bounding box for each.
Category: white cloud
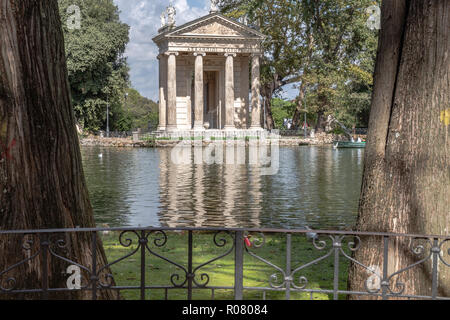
[114,0,208,101]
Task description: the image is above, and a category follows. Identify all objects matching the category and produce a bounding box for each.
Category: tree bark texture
[0,0,118,299]
[348,0,449,298]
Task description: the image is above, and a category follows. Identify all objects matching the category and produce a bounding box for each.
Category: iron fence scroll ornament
[0,227,449,300]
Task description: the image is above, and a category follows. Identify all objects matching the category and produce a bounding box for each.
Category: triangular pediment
[184,21,245,37]
[163,14,265,40]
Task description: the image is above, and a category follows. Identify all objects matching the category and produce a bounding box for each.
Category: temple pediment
[181,21,245,37]
[172,18,258,39]
[154,13,265,42]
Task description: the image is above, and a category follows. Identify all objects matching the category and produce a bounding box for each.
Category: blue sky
[113,0,209,101]
[114,0,297,101]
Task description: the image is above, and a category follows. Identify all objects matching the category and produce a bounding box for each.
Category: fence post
[133,131,139,142]
[40,234,49,300]
[332,236,340,300]
[140,230,147,300]
[431,238,439,300]
[91,232,97,300]
[285,233,291,300]
[187,230,193,300]
[234,231,244,300]
[381,236,389,300]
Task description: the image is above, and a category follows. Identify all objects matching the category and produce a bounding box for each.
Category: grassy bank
[102,231,350,300]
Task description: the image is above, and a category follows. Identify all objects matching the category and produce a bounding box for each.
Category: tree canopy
[122,88,159,132]
[220,0,379,130]
[58,0,130,132]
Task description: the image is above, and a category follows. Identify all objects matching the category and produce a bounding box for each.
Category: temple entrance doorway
[191,70,222,130]
[204,71,221,129]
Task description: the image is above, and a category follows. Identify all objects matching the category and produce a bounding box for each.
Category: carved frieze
[186,21,242,36]
[166,39,260,54]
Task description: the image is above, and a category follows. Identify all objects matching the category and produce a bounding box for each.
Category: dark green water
[81,146,364,229]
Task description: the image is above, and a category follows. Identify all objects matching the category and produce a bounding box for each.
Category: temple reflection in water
[82,145,363,230]
[157,143,275,228]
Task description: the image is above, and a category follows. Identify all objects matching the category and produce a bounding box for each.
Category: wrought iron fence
[275,129,311,137]
[0,227,449,300]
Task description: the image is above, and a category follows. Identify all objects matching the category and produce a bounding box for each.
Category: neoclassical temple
[152,2,265,132]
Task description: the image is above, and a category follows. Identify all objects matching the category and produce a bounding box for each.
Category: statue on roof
[210,0,219,13]
[167,3,176,26]
[241,15,248,25]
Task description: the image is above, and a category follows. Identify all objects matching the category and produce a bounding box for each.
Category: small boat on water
[333,141,366,149]
[326,116,366,149]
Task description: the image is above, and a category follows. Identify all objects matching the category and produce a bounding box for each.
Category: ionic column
[224,53,236,130]
[250,53,262,129]
[241,56,250,128]
[166,52,178,131]
[194,52,206,130]
[158,54,167,131]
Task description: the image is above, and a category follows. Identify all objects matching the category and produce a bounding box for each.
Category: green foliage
[114,111,133,132]
[271,98,296,129]
[222,0,307,92]
[221,0,379,129]
[336,82,372,128]
[329,127,347,135]
[298,0,378,129]
[58,0,130,132]
[124,88,159,131]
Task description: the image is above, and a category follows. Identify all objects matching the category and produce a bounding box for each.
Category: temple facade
[152,3,265,132]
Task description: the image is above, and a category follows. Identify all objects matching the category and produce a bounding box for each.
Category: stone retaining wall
[79,133,366,148]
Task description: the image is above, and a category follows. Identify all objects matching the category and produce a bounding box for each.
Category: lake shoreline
[79,133,364,148]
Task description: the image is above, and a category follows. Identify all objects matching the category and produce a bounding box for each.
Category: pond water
[81,146,364,230]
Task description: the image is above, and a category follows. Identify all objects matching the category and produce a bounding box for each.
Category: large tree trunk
[263,95,275,130]
[0,0,117,299]
[348,0,449,299]
[292,83,305,131]
[315,87,328,133]
[261,86,275,130]
[315,109,327,133]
